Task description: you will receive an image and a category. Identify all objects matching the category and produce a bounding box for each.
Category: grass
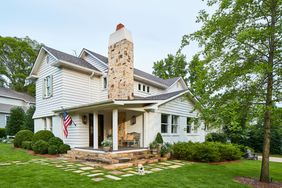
[1,143,282,188]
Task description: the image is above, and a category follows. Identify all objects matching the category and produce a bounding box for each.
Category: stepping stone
[122,174,134,177]
[122,168,133,171]
[159,162,170,165]
[110,170,124,175]
[105,175,121,181]
[145,170,153,174]
[0,163,11,166]
[76,164,84,167]
[168,165,182,169]
[151,168,163,172]
[56,165,64,168]
[73,170,84,173]
[92,177,104,182]
[128,171,138,174]
[92,170,102,173]
[87,173,104,177]
[67,164,74,167]
[80,167,94,171]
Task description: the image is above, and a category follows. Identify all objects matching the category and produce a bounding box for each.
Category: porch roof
[53,99,159,113]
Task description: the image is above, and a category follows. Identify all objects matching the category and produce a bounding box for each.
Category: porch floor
[74,147,149,154]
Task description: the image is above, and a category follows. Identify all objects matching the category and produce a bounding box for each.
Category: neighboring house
[28,24,208,150]
[0,87,35,128]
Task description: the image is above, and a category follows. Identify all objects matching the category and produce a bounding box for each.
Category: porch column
[143,112,148,147]
[93,112,99,149]
[46,117,51,131]
[112,109,118,151]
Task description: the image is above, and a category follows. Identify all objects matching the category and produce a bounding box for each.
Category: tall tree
[181,0,281,182]
[153,53,188,82]
[0,36,42,95]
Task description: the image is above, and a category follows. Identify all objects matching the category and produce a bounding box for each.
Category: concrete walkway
[258,156,282,163]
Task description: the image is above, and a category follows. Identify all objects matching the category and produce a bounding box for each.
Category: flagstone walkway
[0,159,192,182]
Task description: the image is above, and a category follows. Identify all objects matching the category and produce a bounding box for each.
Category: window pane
[172,115,178,125]
[187,125,191,133]
[143,85,146,91]
[161,114,168,123]
[138,84,141,90]
[103,77,107,89]
[147,86,150,93]
[161,124,168,133]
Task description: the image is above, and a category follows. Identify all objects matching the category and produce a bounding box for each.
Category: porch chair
[124,132,140,148]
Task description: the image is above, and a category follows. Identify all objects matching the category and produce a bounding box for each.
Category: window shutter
[49,75,53,97]
[42,78,46,98]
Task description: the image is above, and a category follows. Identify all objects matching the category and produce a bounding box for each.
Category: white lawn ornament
[137,164,145,175]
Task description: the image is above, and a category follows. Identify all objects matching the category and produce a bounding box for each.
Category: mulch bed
[26,150,61,158]
[208,160,241,165]
[234,177,282,188]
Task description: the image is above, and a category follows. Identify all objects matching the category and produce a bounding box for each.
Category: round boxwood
[32,130,54,143]
[48,137,63,147]
[22,141,32,150]
[32,140,49,154]
[48,145,59,155]
[59,144,71,154]
[14,130,34,148]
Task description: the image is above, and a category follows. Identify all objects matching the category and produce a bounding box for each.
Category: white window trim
[161,114,170,134]
[137,82,151,94]
[43,75,53,99]
[102,76,108,90]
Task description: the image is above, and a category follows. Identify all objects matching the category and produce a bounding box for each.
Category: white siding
[34,118,45,133]
[83,54,108,72]
[64,113,89,148]
[33,55,63,118]
[145,96,206,145]
[52,116,62,139]
[166,80,185,93]
[133,81,164,97]
[61,69,100,108]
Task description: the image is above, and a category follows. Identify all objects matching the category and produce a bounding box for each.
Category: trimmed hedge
[0,128,6,138]
[48,137,63,147]
[48,145,59,155]
[172,142,242,162]
[14,130,34,148]
[32,130,54,143]
[32,140,49,154]
[22,141,32,150]
[59,144,71,154]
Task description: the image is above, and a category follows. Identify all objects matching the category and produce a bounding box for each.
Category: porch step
[84,157,119,164]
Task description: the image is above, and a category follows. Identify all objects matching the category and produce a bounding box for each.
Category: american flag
[63,111,73,138]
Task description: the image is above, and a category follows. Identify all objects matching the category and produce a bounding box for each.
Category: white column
[143,112,148,147]
[46,117,51,131]
[112,109,118,151]
[93,112,99,149]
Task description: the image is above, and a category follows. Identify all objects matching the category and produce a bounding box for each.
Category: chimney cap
[116,23,125,31]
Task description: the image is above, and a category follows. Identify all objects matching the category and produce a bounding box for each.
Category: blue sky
[0,0,208,73]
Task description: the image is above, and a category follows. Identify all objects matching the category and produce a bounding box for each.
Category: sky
[0,0,209,73]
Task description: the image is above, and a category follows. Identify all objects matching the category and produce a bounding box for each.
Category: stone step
[116,157,131,163]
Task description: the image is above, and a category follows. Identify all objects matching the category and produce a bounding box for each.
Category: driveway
[258,156,282,163]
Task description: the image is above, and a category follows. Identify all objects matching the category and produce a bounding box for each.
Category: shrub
[22,106,35,132]
[59,144,71,154]
[206,132,227,143]
[32,130,54,143]
[6,107,25,136]
[48,145,59,155]
[155,132,164,144]
[14,130,34,148]
[32,140,49,154]
[48,137,63,147]
[172,142,242,162]
[22,141,32,150]
[0,128,6,138]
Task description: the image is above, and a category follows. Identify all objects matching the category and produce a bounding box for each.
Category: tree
[153,53,188,82]
[23,106,36,132]
[0,36,42,95]
[181,0,281,182]
[6,107,25,136]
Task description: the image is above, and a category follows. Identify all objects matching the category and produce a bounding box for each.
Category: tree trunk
[260,0,276,182]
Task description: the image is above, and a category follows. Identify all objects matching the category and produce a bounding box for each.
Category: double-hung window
[171,115,179,133]
[103,77,107,89]
[186,117,192,133]
[43,75,53,98]
[161,114,169,133]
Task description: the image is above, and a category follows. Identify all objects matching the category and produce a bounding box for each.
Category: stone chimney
[108,23,134,100]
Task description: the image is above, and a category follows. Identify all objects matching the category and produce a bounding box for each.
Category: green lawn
[1,143,282,188]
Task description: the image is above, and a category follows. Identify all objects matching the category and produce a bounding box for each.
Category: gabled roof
[0,87,35,103]
[84,49,182,88]
[44,46,100,71]
[142,89,187,100]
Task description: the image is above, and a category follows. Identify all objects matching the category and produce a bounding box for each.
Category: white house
[28,24,207,151]
[0,87,35,128]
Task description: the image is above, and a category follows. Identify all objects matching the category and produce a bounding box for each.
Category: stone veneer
[108,26,134,100]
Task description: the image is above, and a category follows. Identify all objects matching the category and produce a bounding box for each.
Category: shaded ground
[235,177,282,188]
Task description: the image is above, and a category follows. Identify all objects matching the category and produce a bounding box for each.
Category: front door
[98,115,104,146]
[89,114,93,147]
